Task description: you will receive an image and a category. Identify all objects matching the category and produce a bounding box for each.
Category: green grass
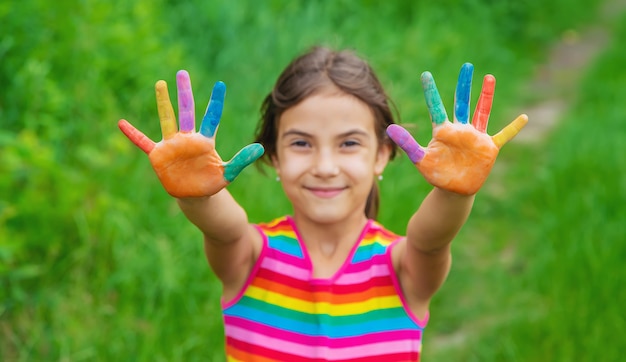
[1,0,620,360]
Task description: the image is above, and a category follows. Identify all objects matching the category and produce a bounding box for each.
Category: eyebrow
[281,129,371,139]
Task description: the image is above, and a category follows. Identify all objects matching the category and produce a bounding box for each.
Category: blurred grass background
[1,0,624,360]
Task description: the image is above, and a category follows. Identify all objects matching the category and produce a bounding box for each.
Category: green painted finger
[223,143,265,182]
[421,71,448,125]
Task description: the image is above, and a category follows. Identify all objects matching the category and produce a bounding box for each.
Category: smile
[306,187,346,198]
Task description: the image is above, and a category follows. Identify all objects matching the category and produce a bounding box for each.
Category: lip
[306,187,346,198]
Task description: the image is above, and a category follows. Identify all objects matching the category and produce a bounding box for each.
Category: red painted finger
[472,74,495,133]
[118,119,156,154]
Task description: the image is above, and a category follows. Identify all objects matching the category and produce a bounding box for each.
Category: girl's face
[272,89,391,226]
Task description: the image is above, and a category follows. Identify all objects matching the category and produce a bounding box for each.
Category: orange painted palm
[387,63,528,195]
[118,70,264,198]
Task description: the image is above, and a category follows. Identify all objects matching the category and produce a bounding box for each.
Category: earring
[377,175,383,181]
[276,176,281,182]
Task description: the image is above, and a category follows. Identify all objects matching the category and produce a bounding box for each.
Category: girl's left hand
[387,63,528,195]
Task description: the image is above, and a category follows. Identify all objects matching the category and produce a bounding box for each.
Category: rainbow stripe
[222,216,427,361]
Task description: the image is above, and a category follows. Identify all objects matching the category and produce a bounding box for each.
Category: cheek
[340,155,377,179]
[276,155,309,178]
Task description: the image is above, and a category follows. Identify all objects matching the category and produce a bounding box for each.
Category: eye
[290,140,310,148]
[342,139,361,147]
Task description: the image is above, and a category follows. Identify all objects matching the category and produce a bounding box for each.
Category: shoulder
[255,215,308,260]
[256,215,293,233]
[366,220,403,246]
[348,220,403,264]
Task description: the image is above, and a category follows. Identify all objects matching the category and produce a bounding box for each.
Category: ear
[271,155,281,176]
[374,143,392,176]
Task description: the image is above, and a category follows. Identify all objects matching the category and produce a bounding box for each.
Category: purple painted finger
[176,70,195,132]
[386,124,425,164]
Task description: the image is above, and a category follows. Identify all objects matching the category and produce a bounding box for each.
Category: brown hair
[254,46,398,220]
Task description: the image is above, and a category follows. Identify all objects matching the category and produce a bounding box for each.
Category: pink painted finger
[155,80,177,140]
[176,70,195,132]
[386,124,425,164]
[118,119,156,154]
[492,114,529,148]
[472,74,496,133]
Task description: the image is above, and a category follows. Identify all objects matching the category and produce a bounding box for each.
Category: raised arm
[118,70,264,291]
[387,63,527,308]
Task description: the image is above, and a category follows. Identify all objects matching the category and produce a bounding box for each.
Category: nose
[312,148,339,177]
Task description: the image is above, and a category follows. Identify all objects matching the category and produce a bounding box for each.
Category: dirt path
[428,0,626,353]
[513,0,626,144]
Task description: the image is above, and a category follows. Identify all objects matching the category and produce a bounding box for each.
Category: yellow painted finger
[492,114,528,148]
[155,80,177,140]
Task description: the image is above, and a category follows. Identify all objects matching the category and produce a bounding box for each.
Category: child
[118,46,527,361]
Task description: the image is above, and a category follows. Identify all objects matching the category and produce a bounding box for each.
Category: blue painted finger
[200,81,226,138]
[223,143,265,182]
[421,72,448,125]
[386,124,425,164]
[454,63,474,124]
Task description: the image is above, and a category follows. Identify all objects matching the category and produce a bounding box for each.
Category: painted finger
[223,143,265,182]
[386,124,425,164]
[118,119,156,154]
[200,81,226,138]
[492,114,529,148]
[421,71,448,125]
[472,74,496,133]
[454,63,474,124]
[155,80,177,140]
[176,70,195,133]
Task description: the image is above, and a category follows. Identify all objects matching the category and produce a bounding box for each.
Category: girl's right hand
[118,70,264,198]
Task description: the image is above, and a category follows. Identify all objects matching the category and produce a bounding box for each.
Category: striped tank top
[222,216,428,361]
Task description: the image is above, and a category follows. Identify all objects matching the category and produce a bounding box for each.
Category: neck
[292,213,369,258]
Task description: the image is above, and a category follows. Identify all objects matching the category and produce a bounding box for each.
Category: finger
[421,71,448,125]
[472,74,496,133]
[454,63,474,124]
[223,143,265,182]
[155,80,177,140]
[492,114,529,148]
[200,81,226,138]
[176,70,195,133]
[386,124,425,164]
[118,119,156,154]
